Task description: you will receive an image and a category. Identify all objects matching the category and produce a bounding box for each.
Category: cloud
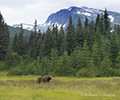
[0,0,120,25]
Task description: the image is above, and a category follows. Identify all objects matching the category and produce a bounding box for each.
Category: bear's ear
[49,76,52,79]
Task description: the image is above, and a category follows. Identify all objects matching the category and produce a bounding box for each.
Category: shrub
[8,67,23,76]
[116,68,120,76]
[76,67,98,78]
[0,61,5,71]
[105,67,117,77]
[76,68,88,78]
[25,61,37,75]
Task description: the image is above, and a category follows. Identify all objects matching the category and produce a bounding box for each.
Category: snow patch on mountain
[77,11,81,14]
[68,7,72,11]
[12,6,120,32]
[13,23,34,31]
[82,12,91,16]
[63,23,67,28]
[108,15,114,22]
[77,11,91,16]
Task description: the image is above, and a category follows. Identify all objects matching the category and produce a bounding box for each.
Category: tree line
[1,9,120,77]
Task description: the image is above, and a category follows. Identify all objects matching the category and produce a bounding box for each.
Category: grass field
[0,72,120,100]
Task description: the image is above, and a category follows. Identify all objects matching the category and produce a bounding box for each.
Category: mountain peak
[13,6,120,32]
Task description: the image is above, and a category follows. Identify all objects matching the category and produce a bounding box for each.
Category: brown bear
[36,76,52,84]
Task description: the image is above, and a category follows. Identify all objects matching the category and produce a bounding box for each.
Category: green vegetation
[8,25,30,39]
[1,9,120,77]
[0,72,120,100]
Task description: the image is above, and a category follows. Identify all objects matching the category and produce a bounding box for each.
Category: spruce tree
[33,19,37,38]
[29,38,37,60]
[0,13,10,61]
[101,53,112,77]
[17,24,26,56]
[12,33,18,52]
[37,29,41,39]
[41,27,53,57]
[86,20,94,50]
[76,17,82,29]
[66,15,75,55]
[109,32,118,63]
[29,30,34,48]
[115,51,120,68]
[84,17,88,28]
[82,39,91,68]
[57,51,73,76]
[58,25,65,56]
[52,24,58,49]
[25,38,29,50]
[50,48,58,74]
[5,44,13,69]
[34,39,41,59]
[100,14,104,35]
[94,26,102,49]
[74,17,85,48]
[117,24,120,35]
[103,9,110,31]
[92,41,101,68]
[95,14,100,31]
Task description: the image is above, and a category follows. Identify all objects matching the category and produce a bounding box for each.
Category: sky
[0,0,120,26]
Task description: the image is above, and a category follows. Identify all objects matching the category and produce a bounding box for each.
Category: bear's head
[46,76,52,82]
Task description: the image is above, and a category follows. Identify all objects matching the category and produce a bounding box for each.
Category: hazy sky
[0,0,120,25]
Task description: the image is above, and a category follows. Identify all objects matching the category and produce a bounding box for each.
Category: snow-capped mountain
[13,6,120,32]
[13,23,34,31]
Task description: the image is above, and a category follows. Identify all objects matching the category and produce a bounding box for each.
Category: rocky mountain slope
[13,6,120,32]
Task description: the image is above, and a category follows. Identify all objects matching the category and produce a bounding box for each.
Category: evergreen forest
[1,9,120,77]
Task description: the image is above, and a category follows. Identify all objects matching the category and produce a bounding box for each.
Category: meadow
[0,72,120,100]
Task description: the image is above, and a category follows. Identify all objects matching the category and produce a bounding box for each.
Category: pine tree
[66,15,75,55]
[89,20,94,32]
[95,14,100,31]
[34,39,41,59]
[115,51,120,68]
[74,17,85,48]
[29,38,37,60]
[76,17,82,29]
[52,24,58,49]
[114,24,117,32]
[104,9,110,31]
[84,17,88,28]
[25,38,29,50]
[29,30,34,48]
[50,48,58,74]
[94,26,102,49]
[17,24,26,56]
[57,51,73,76]
[117,24,120,35]
[101,53,112,77]
[5,44,13,69]
[70,46,82,72]
[0,13,10,61]
[37,29,41,39]
[82,39,91,68]
[86,20,94,50]
[109,32,118,63]
[57,25,65,56]
[92,41,101,68]
[12,33,18,52]
[100,14,104,35]
[33,19,37,38]
[41,27,53,57]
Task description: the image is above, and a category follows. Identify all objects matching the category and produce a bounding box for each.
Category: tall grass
[0,72,120,100]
